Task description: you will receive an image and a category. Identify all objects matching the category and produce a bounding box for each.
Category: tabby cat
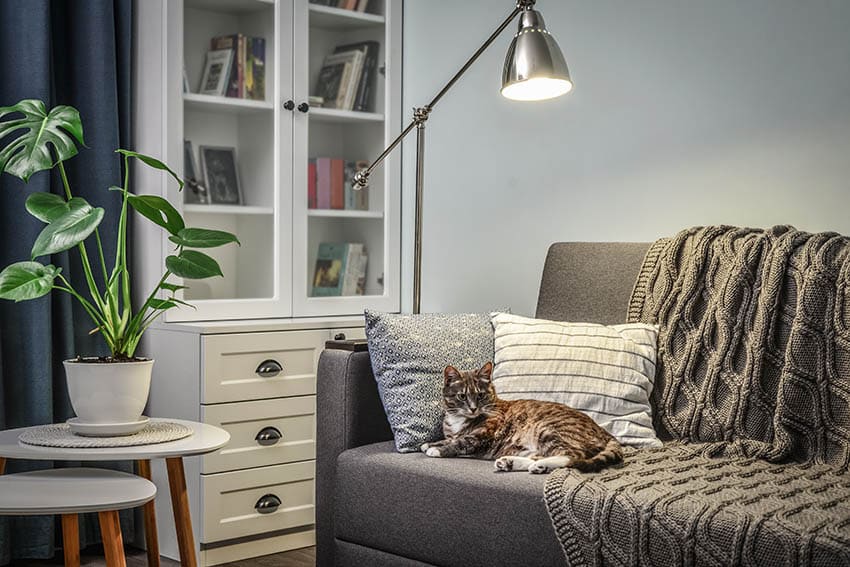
[421,362,623,473]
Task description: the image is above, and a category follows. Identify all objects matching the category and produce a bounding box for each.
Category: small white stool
[0,467,156,567]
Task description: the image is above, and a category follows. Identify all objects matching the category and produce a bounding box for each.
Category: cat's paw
[494,457,514,472]
[420,443,431,453]
[425,447,442,458]
[528,462,551,474]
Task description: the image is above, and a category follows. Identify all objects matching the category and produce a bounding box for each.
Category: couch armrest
[316,348,392,567]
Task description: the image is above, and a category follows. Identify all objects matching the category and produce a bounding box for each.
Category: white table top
[0,468,157,515]
[0,418,229,461]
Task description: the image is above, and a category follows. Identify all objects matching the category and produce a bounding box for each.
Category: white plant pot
[63,358,153,424]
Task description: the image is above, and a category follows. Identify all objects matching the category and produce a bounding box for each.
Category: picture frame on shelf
[199,146,242,205]
[198,48,233,96]
[183,140,207,204]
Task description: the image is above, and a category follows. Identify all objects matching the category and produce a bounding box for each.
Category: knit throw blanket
[545,226,850,566]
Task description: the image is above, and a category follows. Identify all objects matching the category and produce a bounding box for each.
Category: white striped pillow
[491,312,662,448]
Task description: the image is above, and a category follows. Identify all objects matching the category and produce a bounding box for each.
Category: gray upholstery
[536,242,650,324]
[335,441,565,567]
[317,242,651,566]
[336,540,439,567]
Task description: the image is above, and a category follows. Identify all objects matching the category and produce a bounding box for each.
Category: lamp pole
[353,0,545,314]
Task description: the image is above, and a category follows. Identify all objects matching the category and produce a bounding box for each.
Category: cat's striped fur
[421,362,623,473]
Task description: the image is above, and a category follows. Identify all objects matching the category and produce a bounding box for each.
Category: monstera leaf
[0,100,85,182]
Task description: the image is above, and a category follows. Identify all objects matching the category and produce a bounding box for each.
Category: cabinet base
[199,529,315,566]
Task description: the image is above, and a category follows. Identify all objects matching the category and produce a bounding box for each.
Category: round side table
[0,418,229,567]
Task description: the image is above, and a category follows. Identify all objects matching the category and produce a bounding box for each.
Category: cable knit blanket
[545,226,850,566]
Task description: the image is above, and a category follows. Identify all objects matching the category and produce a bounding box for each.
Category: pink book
[317,158,332,209]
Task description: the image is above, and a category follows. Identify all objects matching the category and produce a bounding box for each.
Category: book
[312,242,364,296]
[354,160,369,210]
[333,41,379,112]
[210,35,242,97]
[246,37,266,100]
[314,58,347,109]
[356,0,370,12]
[308,158,317,209]
[341,244,366,296]
[315,50,363,110]
[330,158,345,209]
[199,48,233,96]
[344,161,356,210]
[316,157,332,209]
[337,0,357,9]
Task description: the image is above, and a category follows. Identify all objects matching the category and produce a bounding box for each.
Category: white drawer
[202,396,316,474]
[202,330,327,404]
[334,326,366,341]
[202,461,315,544]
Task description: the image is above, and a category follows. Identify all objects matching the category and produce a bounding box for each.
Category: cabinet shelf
[185,0,273,15]
[307,209,383,219]
[184,93,274,114]
[184,204,275,215]
[308,4,385,30]
[309,107,384,124]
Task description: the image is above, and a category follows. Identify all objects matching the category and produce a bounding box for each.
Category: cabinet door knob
[297,102,310,113]
[283,99,295,111]
[255,494,282,514]
[256,359,283,378]
[255,426,283,446]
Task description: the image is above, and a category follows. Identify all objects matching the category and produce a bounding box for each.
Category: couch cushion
[335,441,567,567]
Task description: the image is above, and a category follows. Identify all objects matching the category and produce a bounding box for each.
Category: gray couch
[316,243,649,567]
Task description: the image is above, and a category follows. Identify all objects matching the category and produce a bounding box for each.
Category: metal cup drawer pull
[255,359,283,378]
[255,493,282,514]
[255,426,283,446]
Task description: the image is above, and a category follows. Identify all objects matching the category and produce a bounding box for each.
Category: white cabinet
[145,320,366,565]
[135,0,402,322]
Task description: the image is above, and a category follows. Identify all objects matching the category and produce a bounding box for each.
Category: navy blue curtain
[0,0,133,562]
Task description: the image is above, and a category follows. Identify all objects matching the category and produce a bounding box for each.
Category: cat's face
[442,362,497,418]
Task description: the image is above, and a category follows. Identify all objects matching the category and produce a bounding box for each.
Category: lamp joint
[517,0,536,9]
[353,170,369,190]
[413,106,431,126]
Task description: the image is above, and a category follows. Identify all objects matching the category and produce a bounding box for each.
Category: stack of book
[308,158,369,211]
[312,41,379,112]
[311,0,370,12]
[204,34,266,100]
[312,242,368,297]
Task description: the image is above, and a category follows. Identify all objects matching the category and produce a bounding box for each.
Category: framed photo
[199,48,233,96]
[183,140,208,204]
[199,146,242,205]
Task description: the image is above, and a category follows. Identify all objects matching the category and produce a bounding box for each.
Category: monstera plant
[0,99,239,433]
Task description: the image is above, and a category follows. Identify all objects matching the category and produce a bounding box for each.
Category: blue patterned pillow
[365,310,496,452]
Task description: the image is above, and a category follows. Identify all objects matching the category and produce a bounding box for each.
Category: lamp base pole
[412,108,428,314]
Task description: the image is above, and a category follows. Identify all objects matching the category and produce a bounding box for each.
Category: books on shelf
[313,40,379,112]
[199,49,233,96]
[312,242,368,297]
[209,34,266,100]
[309,157,369,211]
[311,0,370,12]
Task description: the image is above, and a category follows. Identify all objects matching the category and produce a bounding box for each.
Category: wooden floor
[9,545,315,567]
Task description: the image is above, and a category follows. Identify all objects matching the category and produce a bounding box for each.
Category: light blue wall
[401,0,850,316]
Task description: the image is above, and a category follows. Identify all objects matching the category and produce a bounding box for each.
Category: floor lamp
[354,0,572,313]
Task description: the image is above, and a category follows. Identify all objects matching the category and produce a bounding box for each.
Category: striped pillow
[491,312,662,447]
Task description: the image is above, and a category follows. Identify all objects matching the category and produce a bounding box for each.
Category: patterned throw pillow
[491,312,662,447]
[365,310,496,453]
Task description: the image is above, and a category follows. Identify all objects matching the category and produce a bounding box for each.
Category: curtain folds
[0,0,134,562]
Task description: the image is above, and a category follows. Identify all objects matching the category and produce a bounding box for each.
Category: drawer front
[202,461,315,543]
[202,330,327,403]
[202,396,316,474]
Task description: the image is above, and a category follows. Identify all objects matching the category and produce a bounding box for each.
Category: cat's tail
[571,438,624,472]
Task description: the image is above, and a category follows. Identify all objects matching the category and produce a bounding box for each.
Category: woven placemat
[18,421,193,448]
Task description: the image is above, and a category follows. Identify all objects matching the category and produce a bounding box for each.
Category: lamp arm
[354,1,529,187]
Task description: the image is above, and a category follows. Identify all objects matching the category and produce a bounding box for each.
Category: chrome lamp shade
[501,9,572,101]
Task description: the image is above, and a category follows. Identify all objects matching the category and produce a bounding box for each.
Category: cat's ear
[444,365,460,385]
[478,361,493,382]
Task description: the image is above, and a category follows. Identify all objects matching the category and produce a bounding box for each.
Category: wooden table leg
[166,457,197,567]
[98,510,127,567]
[137,459,161,567]
[0,457,6,475]
[61,514,80,567]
